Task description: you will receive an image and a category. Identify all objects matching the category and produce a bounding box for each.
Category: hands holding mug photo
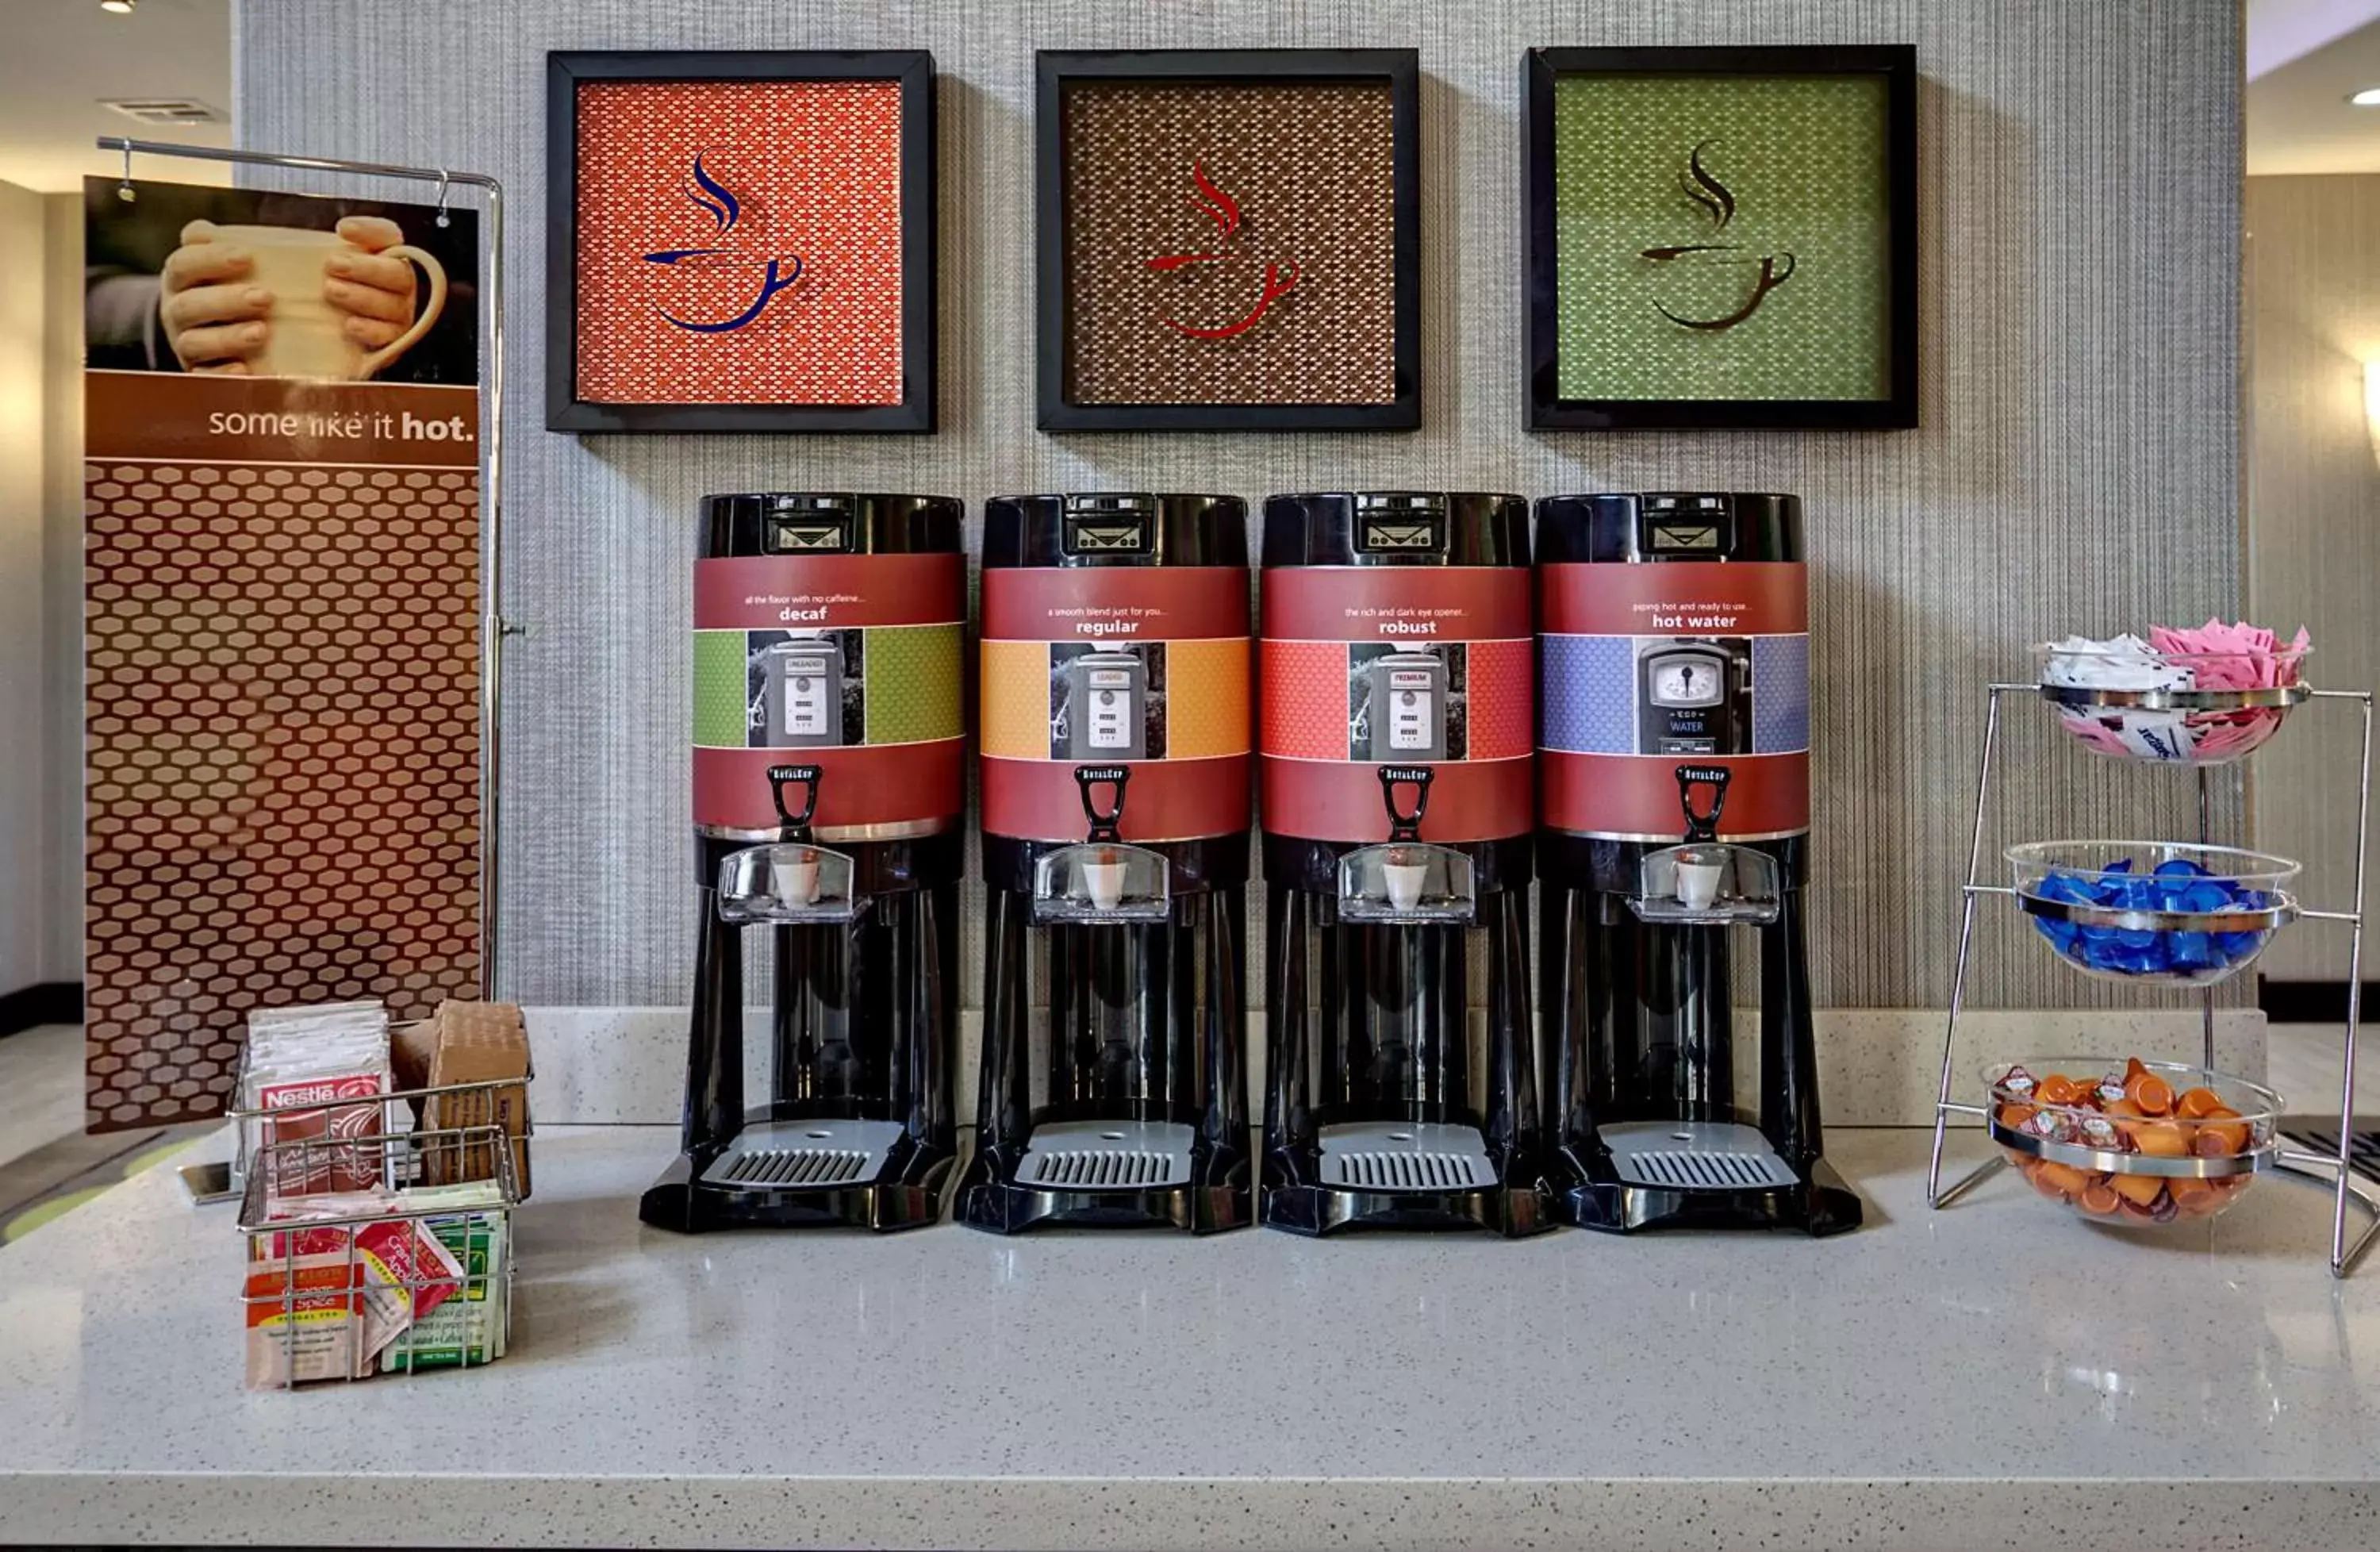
[160,216,447,379]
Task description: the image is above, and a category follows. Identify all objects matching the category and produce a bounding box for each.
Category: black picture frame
[545,49,937,434]
[1035,48,1422,433]
[1524,44,1917,432]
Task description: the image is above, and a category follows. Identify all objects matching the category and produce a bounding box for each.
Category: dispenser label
[692,553,963,833]
[1538,560,1808,840]
[981,567,1251,843]
[1259,567,1533,843]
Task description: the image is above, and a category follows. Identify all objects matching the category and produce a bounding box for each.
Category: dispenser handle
[1073,764,1130,843]
[1378,764,1434,843]
[768,763,823,843]
[1675,763,1729,843]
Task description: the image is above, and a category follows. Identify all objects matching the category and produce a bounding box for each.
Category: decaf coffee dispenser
[959,494,1254,1234]
[640,493,966,1233]
[1257,492,1549,1236]
[1536,492,1859,1235]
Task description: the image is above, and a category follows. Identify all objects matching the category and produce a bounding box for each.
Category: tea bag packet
[379,1180,510,1372]
[252,1188,467,1381]
[242,1001,395,1200]
[244,1253,372,1388]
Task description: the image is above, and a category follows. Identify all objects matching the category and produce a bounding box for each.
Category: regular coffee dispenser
[640,494,966,1233]
[959,494,1255,1234]
[1257,492,1549,1236]
[1535,492,1859,1235]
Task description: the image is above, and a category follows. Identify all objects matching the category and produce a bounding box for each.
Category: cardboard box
[422,1001,532,1197]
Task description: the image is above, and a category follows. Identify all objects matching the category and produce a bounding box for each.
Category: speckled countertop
[3,1125,2378,1551]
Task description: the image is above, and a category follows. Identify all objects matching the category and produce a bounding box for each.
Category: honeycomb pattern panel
[84,460,482,1131]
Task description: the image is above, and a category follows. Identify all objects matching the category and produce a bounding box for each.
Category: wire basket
[236,1124,520,1389]
[190,1024,534,1207]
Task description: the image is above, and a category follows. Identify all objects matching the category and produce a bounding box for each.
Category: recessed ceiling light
[99,0,136,13]
[100,98,226,126]
[2351,86,2380,106]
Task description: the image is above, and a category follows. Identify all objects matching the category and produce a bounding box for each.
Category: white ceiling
[2248,2,2380,172]
[0,0,228,195]
[2248,0,2380,77]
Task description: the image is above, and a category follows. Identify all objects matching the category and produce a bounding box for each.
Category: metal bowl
[2008,840,2299,985]
[1986,1058,2281,1227]
[2034,644,2310,766]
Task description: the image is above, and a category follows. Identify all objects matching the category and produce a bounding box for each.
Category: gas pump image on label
[758,634,849,747]
[1638,638,1748,754]
[1353,645,1460,762]
[1053,645,1158,762]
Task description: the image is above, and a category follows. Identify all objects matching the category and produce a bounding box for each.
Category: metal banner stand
[1924,674,2378,1277]
[91,138,509,1201]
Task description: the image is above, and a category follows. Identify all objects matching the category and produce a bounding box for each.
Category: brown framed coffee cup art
[1525,44,1917,431]
[1037,48,1420,432]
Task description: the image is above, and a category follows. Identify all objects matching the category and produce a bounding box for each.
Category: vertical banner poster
[83,178,482,1131]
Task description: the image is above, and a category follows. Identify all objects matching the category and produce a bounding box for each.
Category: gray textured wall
[2247,175,2380,981]
[235,0,2244,1013]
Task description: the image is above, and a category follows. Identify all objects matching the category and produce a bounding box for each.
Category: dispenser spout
[716,765,862,924]
[1629,765,1781,925]
[1028,765,1173,923]
[1335,766,1477,924]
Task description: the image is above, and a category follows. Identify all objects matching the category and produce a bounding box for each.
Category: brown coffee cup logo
[1637,140,1795,332]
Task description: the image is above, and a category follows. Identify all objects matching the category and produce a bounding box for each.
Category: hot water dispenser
[959,493,1255,1233]
[1535,491,1859,1235]
[640,493,966,1232]
[1257,492,1550,1236]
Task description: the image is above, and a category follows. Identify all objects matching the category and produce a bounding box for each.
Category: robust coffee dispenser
[1257,492,1549,1236]
[640,493,966,1232]
[959,494,1254,1234]
[1536,492,1859,1235]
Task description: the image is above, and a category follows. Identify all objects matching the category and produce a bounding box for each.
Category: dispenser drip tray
[1601,1120,1799,1191]
[1319,1121,1495,1192]
[699,1118,905,1191]
[1018,1120,1194,1189]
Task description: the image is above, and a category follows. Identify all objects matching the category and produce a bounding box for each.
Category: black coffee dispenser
[1257,492,1550,1236]
[1535,492,1859,1235]
[640,494,965,1232]
[959,494,1254,1233]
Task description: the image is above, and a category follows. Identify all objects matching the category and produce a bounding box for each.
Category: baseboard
[0,982,81,1037]
[2259,979,2380,1024]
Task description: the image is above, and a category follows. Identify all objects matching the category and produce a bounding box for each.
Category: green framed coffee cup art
[1524,45,1917,431]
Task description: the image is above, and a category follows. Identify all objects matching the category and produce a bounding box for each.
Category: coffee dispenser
[1536,492,1859,1235]
[640,493,965,1233]
[1257,492,1549,1236]
[959,493,1254,1234]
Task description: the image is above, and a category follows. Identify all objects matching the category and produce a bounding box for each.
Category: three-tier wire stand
[1925,674,2380,1277]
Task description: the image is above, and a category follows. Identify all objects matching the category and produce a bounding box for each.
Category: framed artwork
[1524,45,1917,431]
[1036,48,1420,432]
[545,50,935,433]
